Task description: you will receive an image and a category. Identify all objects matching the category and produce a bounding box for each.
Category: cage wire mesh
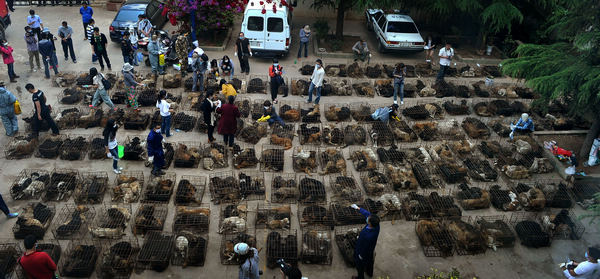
[509,180,547,211]
[321,123,346,146]
[0,242,21,279]
[324,103,352,122]
[415,218,455,257]
[238,120,269,144]
[57,87,84,105]
[293,146,318,175]
[330,175,363,203]
[360,168,390,197]
[410,162,441,189]
[59,239,101,278]
[401,191,434,221]
[174,175,206,206]
[462,157,498,182]
[74,171,108,204]
[122,110,151,131]
[279,100,301,123]
[298,203,334,228]
[172,111,199,132]
[268,174,297,204]
[454,182,492,211]
[319,147,347,175]
[266,229,298,269]
[475,215,516,249]
[349,102,374,123]
[132,202,168,236]
[509,212,551,248]
[171,231,209,267]
[74,107,104,129]
[297,174,327,204]
[173,141,202,168]
[297,123,322,145]
[300,103,321,123]
[331,201,367,226]
[96,237,140,279]
[446,216,487,256]
[231,142,259,170]
[364,193,403,221]
[202,142,230,170]
[173,205,211,233]
[220,232,257,265]
[51,203,95,240]
[12,202,55,239]
[88,135,108,160]
[54,106,82,130]
[5,135,38,160]
[43,168,79,202]
[234,96,252,118]
[209,171,240,204]
[271,123,295,150]
[291,78,310,96]
[24,109,57,133]
[121,136,147,161]
[218,203,248,234]
[569,180,600,207]
[58,134,89,161]
[438,119,467,141]
[135,231,174,272]
[371,121,395,147]
[142,172,176,203]
[259,144,284,172]
[352,80,375,98]
[90,203,132,239]
[538,208,584,240]
[334,225,363,267]
[237,170,266,201]
[256,204,292,230]
[10,169,50,200]
[250,99,267,121]
[462,117,491,139]
[111,171,144,203]
[246,74,268,94]
[35,134,65,159]
[348,146,378,172]
[301,226,333,265]
[443,99,471,116]
[532,179,573,209]
[411,121,439,141]
[389,118,419,143]
[437,161,468,184]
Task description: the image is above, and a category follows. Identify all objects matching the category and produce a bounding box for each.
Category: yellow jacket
[221,84,237,97]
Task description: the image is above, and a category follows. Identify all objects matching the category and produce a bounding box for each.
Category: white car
[365,9,425,52]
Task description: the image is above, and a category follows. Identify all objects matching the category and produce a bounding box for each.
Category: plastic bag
[173,64,181,71]
[588,138,600,167]
[136,52,144,63]
[159,54,165,66]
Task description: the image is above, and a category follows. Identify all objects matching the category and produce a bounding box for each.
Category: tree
[501,0,600,158]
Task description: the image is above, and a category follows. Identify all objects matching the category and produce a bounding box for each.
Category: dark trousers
[83,22,89,39]
[297,41,308,58]
[161,115,171,137]
[0,193,10,215]
[61,38,76,61]
[95,50,111,69]
[223,134,234,147]
[7,0,13,11]
[123,53,135,65]
[238,54,249,73]
[437,65,449,82]
[207,124,215,141]
[32,27,41,38]
[7,63,15,80]
[355,257,374,279]
[32,110,59,137]
[152,153,165,173]
[270,77,280,101]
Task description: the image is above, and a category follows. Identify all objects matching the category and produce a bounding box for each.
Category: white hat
[521,113,529,121]
[123,63,134,72]
[234,242,249,255]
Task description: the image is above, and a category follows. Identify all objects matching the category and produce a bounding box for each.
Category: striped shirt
[86,24,95,41]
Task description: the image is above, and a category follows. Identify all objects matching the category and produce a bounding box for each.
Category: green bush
[330,39,343,52]
[313,18,329,41]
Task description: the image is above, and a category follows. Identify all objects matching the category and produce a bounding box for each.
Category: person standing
[121,32,135,65]
[41,28,59,73]
[437,43,454,82]
[19,235,57,279]
[561,247,600,279]
[147,35,164,76]
[200,90,220,143]
[393,63,406,105]
[424,35,436,64]
[234,243,260,279]
[0,40,19,82]
[219,55,234,78]
[268,58,284,104]
[175,34,189,76]
[352,39,370,62]
[307,59,324,104]
[234,32,251,74]
[297,25,311,59]
[350,204,380,279]
[80,2,93,40]
[103,119,123,174]
[38,34,58,79]
[122,63,143,111]
[190,52,207,92]
[27,10,43,37]
[217,95,240,148]
[89,67,116,110]
[156,90,173,138]
[86,18,95,46]
[0,82,18,136]
[26,83,59,137]
[147,124,165,176]
[90,27,111,71]
[0,193,18,218]
[58,21,76,63]
[24,26,41,72]
[137,14,152,39]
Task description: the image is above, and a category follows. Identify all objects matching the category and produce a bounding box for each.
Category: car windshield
[387,21,418,33]
[116,9,144,22]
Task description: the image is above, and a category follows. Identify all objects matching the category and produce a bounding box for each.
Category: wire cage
[462,117,491,139]
[43,168,79,202]
[122,110,150,130]
[59,239,101,278]
[135,231,174,272]
[437,162,468,184]
[259,144,284,172]
[538,208,585,240]
[532,179,573,209]
[360,169,390,197]
[111,171,144,203]
[442,99,471,116]
[121,136,147,161]
[474,215,516,249]
[446,216,487,256]
[321,124,346,146]
[297,123,322,145]
[88,135,108,160]
[349,103,374,123]
[279,100,301,123]
[142,172,176,203]
[270,123,295,149]
[331,202,366,226]
[364,193,403,221]
[411,162,443,189]
[437,120,467,141]
[172,111,199,132]
[173,141,202,168]
[5,136,38,160]
[319,147,347,175]
[463,157,498,182]
[234,96,252,118]
[300,103,321,123]
[202,142,230,170]
[57,87,85,105]
[415,219,455,257]
[256,204,292,230]
[324,104,352,122]
[209,171,240,204]
[90,203,132,239]
[509,212,552,248]
[298,174,327,204]
[424,189,462,219]
[173,205,211,233]
[74,171,109,204]
[370,121,394,147]
[247,74,269,94]
[298,203,334,228]
[132,203,168,236]
[137,88,158,107]
[448,139,480,159]
[570,180,600,207]
[24,109,58,133]
[342,124,368,147]
[250,99,267,121]
[0,242,21,279]
[271,173,299,203]
[389,118,419,143]
[352,80,376,98]
[291,78,310,96]
[487,117,512,138]
[54,106,83,130]
[411,121,440,141]
[218,203,248,234]
[509,181,548,211]
[330,175,363,203]
[51,203,96,239]
[401,191,435,221]
[149,110,162,130]
[35,134,65,159]
[232,142,259,170]
[293,146,318,174]
[171,231,209,267]
[10,169,50,201]
[402,104,433,120]
[454,182,492,210]
[12,202,55,240]
[75,106,104,129]
[300,227,333,265]
[220,232,257,265]
[348,147,378,172]
[237,170,266,201]
[238,120,269,144]
[266,229,299,269]
[374,78,394,98]
[334,225,363,267]
[96,237,140,279]
[175,175,206,206]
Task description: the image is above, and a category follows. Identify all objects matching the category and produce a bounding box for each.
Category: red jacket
[268,65,282,78]
[19,251,57,279]
[217,103,240,135]
[0,45,14,64]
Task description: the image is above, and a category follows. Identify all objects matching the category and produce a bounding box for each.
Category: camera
[277,258,292,273]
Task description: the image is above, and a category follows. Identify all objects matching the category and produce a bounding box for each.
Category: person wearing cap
[58,21,77,63]
[200,89,220,143]
[80,2,93,40]
[0,81,18,136]
[234,242,260,279]
[19,235,57,279]
[298,25,311,59]
[122,63,144,111]
[371,104,399,123]
[307,59,324,104]
[38,33,59,79]
[510,113,534,139]
[269,58,284,104]
[121,32,136,66]
[259,100,284,127]
[234,32,252,74]
[24,26,41,72]
[562,247,600,279]
[220,79,237,98]
[350,204,380,279]
[26,83,59,137]
[0,40,19,82]
[352,38,370,62]
[90,27,111,71]
[27,10,43,37]
[137,14,152,39]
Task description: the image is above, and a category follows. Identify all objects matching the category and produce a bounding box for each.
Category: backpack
[100,74,112,90]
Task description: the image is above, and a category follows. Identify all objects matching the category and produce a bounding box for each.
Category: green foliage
[481,0,523,34]
[312,19,330,41]
[330,39,343,51]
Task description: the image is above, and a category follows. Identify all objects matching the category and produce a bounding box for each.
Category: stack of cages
[533,179,573,209]
[121,135,147,162]
[446,216,487,256]
[54,106,82,130]
[236,170,266,201]
[271,173,299,204]
[209,171,240,205]
[351,79,375,98]
[12,202,55,239]
[15,239,60,278]
[474,215,516,250]
[233,142,260,170]
[174,175,206,206]
[348,146,378,173]
[360,166,390,198]
[297,123,322,145]
[220,228,257,265]
[234,97,252,119]
[537,208,584,241]
[293,145,318,175]
[58,134,89,161]
[415,218,455,257]
[509,211,552,248]
[279,100,301,123]
[75,106,104,129]
[300,102,321,124]
[290,77,310,96]
[371,121,394,147]
[96,236,140,279]
[330,174,363,204]
[349,102,374,123]
[266,228,298,269]
[270,123,295,150]
[10,169,50,201]
[111,171,144,203]
[173,141,202,168]
[59,239,101,278]
[35,134,65,159]
[319,147,347,176]
[132,202,168,237]
[250,99,268,121]
[454,181,493,211]
[142,172,176,203]
[51,203,96,240]
[172,111,199,132]
[90,203,132,239]
[389,116,419,143]
[246,74,269,94]
[202,142,230,170]
[43,168,79,202]
[300,226,333,265]
[172,204,210,267]
[88,134,108,160]
[0,242,22,278]
[5,135,38,160]
[260,144,285,172]
[135,231,174,272]
[323,103,352,123]
[74,171,109,204]
[298,173,333,228]
[334,225,364,267]
[569,179,600,209]
[321,123,346,146]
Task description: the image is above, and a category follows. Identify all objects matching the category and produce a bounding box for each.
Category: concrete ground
[0,6,597,279]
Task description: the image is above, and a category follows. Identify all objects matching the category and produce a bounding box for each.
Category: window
[376,16,386,30]
[387,22,419,33]
[267,18,283,32]
[248,16,264,31]
[116,9,145,21]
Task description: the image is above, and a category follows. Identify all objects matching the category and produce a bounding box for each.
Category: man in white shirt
[307,59,325,104]
[137,14,152,38]
[562,247,600,279]
[436,43,454,82]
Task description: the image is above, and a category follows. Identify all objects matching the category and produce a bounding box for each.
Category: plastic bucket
[118,145,124,159]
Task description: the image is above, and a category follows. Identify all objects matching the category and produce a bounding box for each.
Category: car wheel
[378,40,386,53]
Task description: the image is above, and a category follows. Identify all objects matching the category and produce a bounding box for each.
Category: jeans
[437,65,448,81]
[32,110,59,137]
[83,22,89,39]
[393,82,404,102]
[1,113,18,136]
[353,50,370,62]
[42,56,58,78]
[238,54,249,73]
[28,50,40,70]
[298,41,309,58]
[223,134,234,147]
[161,115,171,137]
[267,115,284,127]
[207,124,215,141]
[355,257,374,279]
[149,54,163,74]
[96,50,111,70]
[92,88,115,109]
[51,52,59,70]
[61,38,76,62]
[0,193,10,216]
[307,82,322,104]
[123,53,134,65]
[192,72,204,92]
[109,147,119,170]
[6,63,15,80]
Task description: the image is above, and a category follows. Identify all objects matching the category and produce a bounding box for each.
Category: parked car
[365,9,425,52]
[240,0,297,57]
[109,0,167,42]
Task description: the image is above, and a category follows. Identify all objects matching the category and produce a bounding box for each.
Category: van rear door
[244,15,266,49]
[264,16,285,51]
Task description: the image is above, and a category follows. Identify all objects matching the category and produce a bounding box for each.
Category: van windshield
[267,18,283,32]
[387,22,418,33]
[248,16,264,31]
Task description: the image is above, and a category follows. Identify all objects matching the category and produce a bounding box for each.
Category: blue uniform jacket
[354,208,380,262]
[514,118,534,131]
[146,130,164,157]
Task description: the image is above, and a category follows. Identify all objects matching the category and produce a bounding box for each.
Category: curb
[313,39,354,59]
[198,28,232,52]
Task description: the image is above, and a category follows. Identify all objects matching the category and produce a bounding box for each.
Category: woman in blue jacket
[351,204,380,279]
[147,123,165,176]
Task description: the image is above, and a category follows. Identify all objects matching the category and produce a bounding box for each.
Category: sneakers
[65,57,68,61]
[306,99,312,104]
[393,100,397,105]
[401,101,404,105]
[113,169,122,174]
[7,213,18,218]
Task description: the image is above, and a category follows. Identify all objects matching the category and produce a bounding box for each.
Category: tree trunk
[579,117,600,161]
[335,0,345,40]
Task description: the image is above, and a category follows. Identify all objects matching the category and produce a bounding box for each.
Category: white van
[241,0,296,57]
